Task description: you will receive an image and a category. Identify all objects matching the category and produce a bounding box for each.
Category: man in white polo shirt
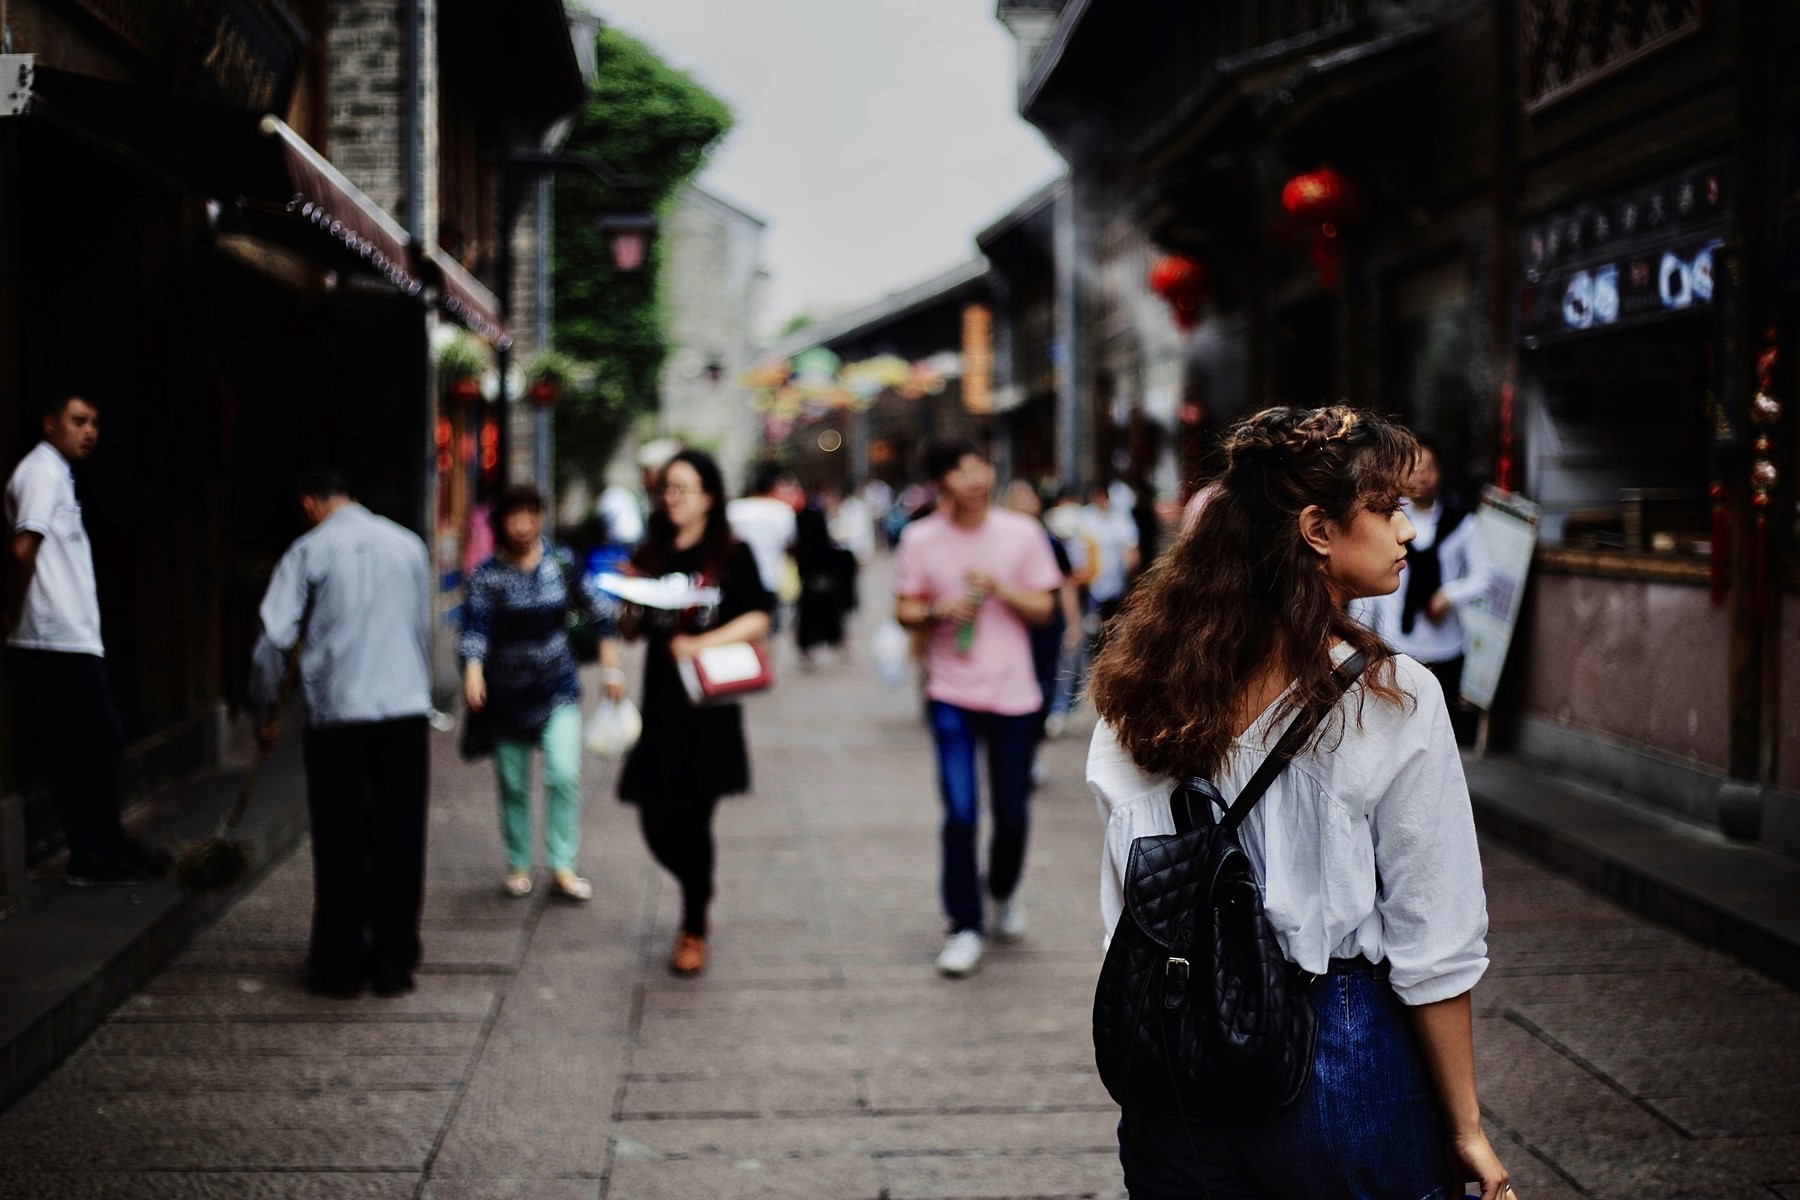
[5,391,167,885]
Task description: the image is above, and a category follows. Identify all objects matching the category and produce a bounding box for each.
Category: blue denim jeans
[1117,961,1452,1200]
[928,701,1038,934]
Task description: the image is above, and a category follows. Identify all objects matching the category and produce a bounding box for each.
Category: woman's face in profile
[1323,502,1416,602]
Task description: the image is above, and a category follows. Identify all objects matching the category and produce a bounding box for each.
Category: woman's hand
[463,662,487,712]
[1450,1128,1511,1200]
[1427,589,1454,622]
[601,665,628,703]
[669,634,702,662]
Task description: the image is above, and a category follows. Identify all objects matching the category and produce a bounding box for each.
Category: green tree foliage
[553,28,733,486]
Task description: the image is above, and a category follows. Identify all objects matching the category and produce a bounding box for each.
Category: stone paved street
[1,581,1798,1198]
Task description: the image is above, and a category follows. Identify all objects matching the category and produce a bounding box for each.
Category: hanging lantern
[528,378,561,407]
[1280,168,1352,224]
[1147,254,1210,332]
[1280,168,1358,290]
[449,375,481,402]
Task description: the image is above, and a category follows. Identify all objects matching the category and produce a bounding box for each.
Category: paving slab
[426,1031,621,1178]
[606,1154,882,1200]
[0,1173,416,1200]
[879,1149,1126,1199]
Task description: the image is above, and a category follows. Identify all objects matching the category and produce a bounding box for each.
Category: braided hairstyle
[1089,405,1419,780]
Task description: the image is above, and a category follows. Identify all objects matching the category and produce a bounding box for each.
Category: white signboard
[1460,487,1540,711]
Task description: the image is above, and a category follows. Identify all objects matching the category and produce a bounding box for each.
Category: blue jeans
[928,701,1038,934]
[1117,962,1452,1200]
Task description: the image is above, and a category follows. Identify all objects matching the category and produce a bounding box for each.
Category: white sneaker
[935,930,985,977]
[1043,711,1067,739]
[993,897,1028,942]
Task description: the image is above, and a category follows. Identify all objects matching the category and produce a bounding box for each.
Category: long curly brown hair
[1089,405,1418,780]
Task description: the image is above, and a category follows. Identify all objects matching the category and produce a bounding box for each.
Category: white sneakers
[937,899,1028,977]
[992,897,1028,942]
[935,930,986,977]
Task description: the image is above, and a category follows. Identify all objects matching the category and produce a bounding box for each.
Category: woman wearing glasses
[615,448,774,975]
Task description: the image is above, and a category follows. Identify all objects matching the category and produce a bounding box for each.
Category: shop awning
[420,247,512,349]
[9,60,423,296]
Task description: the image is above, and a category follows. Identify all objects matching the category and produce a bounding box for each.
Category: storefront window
[1523,320,1713,551]
[1516,161,1729,554]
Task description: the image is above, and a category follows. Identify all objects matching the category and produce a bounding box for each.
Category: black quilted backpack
[1092,652,1366,1122]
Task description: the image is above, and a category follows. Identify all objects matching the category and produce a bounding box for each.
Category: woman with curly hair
[1086,407,1512,1200]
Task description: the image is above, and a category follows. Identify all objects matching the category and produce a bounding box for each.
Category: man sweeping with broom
[249,470,433,999]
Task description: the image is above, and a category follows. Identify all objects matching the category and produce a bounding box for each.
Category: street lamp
[599,212,658,273]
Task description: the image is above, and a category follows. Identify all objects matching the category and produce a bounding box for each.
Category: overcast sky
[585,0,1065,337]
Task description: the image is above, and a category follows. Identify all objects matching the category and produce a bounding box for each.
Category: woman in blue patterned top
[460,485,621,901]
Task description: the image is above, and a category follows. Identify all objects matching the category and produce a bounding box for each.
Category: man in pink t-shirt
[894,440,1062,976]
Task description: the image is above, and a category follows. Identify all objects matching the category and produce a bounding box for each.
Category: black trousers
[301,717,429,986]
[638,795,719,936]
[1423,655,1476,746]
[8,649,130,870]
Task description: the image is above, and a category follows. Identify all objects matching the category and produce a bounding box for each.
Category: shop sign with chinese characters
[1519,161,1728,344]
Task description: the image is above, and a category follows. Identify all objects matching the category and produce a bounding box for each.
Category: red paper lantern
[1280,169,1358,290]
[529,378,560,406]
[1147,255,1210,332]
[449,376,480,401]
[1280,168,1351,224]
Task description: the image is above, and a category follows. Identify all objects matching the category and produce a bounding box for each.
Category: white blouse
[1087,652,1489,1007]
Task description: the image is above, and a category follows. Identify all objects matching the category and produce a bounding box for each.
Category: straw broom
[172,646,301,892]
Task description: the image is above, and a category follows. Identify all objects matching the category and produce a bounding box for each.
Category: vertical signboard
[1460,487,1541,711]
[962,303,993,415]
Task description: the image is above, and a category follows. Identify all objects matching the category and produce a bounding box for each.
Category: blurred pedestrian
[1128,477,1161,572]
[617,449,774,976]
[894,441,1061,977]
[829,486,876,565]
[727,461,796,597]
[1086,407,1508,1199]
[1081,480,1139,624]
[1349,436,1490,743]
[5,390,169,885]
[460,485,621,903]
[250,471,432,999]
[794,503,856,666]
[1003,481,1080,746]
[1043,491,1099,737]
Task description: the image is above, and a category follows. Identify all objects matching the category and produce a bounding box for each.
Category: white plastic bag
[872,618,909,688]
[583,696,642,759]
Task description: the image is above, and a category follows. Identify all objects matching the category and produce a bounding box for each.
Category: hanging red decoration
[1147,255,1210,331]
[1748,324,1782,618]
[1280,168,1359,290]
[529,378,560,407]
[1495,367,1516,494]
[1280,169,1352,224]
[449,376,480,402]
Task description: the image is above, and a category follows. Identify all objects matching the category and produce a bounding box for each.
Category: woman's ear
[1298,505,1333,558]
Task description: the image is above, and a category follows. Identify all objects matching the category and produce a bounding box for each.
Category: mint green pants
[494,703,584,873]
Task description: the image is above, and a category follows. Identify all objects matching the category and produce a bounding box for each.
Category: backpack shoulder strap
[1219,650,1367,833]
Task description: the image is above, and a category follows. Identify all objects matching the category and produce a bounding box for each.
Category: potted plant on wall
[436,331,489,403]
[524,349,580,407]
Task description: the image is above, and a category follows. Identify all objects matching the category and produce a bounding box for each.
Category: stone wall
[656,187,767,494]
[327,0,438,244]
